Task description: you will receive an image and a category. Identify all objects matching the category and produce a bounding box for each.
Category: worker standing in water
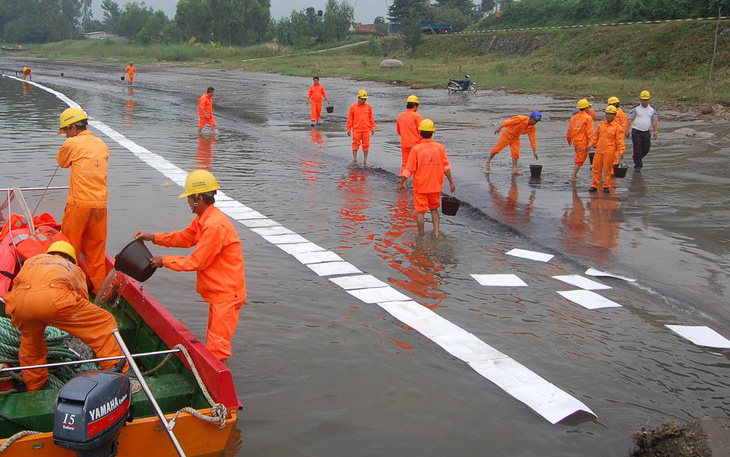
[306,76,329,127]
[4,242,124,391]
[567,99,595,182]
[588,105,625,193]
[56,107,109,294]
[626,90,658,172]
[134,170,246,366]
[486,111,541,175]
[607,96,627,174]
[397,119,456,238]
[396,95,423,177]
[346,90,375,165]
[22,66,31,80]
[198,87,216,134]
[125,62,137,87]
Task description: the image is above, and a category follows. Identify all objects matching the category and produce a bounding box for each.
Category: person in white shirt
[625,90,658,172]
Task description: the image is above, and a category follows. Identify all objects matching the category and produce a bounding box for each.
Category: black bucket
[613,163,628,178]
[120,75,125,81]
[441,195,461,216]
[588,152,595,165]
[326,106,334,113]
[115,239,156,282]
[529,164,543,179]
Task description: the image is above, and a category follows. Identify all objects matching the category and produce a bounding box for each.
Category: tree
[388,0,429,22]
[322,0,353,42]
[101,0,121,33]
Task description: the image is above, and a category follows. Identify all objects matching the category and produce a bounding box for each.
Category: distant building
[84,31,125,40]
[349,25,382,37]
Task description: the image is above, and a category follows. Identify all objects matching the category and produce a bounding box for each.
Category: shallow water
[1,57,729,457]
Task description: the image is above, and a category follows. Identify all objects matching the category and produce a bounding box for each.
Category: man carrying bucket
[396,95,423,177]
[587,105,625,194]
[4,241,125,391]
[567,99,594,182]
[134,170,246,366]
[486,111,541,175]
[198,87,216,134]
[124,62,137,87]
[397,119,456,238]
[306,76,329,127]
[56,107,109,294]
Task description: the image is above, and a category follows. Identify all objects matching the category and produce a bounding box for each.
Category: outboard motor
[53,370,133,457]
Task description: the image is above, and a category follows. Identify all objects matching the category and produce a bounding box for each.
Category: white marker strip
[557,290,622,310]
[261,233,310,245]
[239,218,279,228]
[506,248,554,263]
[307,261,362,277]
[18,76,595,424]
[330,275,389,290]
[666,325,730,349]
[552,275,611,290]
[585,267,637,282]
[249,226,294,237]
[276,242,326,255]
[471,274,528,287]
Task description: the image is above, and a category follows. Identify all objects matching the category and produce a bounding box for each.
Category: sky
[92,0,390,24]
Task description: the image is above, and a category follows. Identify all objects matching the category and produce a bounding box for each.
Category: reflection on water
[335,165,372,246]
[486,174,535,231]
[197,134,216,170]
[125,88,134,123]
[587,193,622,264]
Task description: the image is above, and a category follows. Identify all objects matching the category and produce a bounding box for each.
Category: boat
[0,187,242,457]
[1,46,30,52]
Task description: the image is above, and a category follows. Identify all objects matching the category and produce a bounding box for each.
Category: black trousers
[631,129,651,169]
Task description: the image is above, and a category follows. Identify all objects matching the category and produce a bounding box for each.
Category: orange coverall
[153,204,246,360]
[612,107,628,170]
[589,120,625,189]
[396,109,423,177]
[22,67,31,80]
[56,129,109,293]
[492,115,537,159]
[307,84,328,123]
[125,64,137,83]
[347,102,375,151]
[402,138,452,213]
[566,110,594,165]
[198,93,215,129]
[4,254,123,391]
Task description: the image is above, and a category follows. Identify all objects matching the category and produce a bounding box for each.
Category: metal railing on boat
[0,348,181,373]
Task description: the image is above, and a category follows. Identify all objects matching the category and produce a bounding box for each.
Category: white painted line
[557,290,622,310]
[471,274,528,287]
[666,325,730,349]
[585,268,636,282]
[552,275,611,290]
[19,77,596,425]
[306,261,362,277]
[261,233,310,245]
[329,275,389,290]
[276,242,326,255]
[506,248,554,263]
[250,226,294,236]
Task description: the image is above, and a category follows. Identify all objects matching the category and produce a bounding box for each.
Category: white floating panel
[506,248,554,263]
[666,325,730,349]
[291,250,342,264]
[330,275,389,290]
[557,290,622,310]
[262,234,310,245]
[345,286,411,304]
[585,268,636,282]
[306,261,362,277]
[471,274,528,287]
[250,226,295,237]
[277,242,326,255]
[552,275,611,290]
[238,218,279,228]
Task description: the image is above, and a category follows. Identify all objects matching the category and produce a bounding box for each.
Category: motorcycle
[447,74,477,94]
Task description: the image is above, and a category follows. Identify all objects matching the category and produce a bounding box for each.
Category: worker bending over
[486,111,541,175]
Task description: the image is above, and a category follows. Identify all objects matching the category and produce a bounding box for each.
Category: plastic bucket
[326,106,334,113]
[529,164,543,179]
[120,76,125,81]
[441,195,461,216]
[588,152,595,165]
[613,163,628,178]
[114,239,156,282]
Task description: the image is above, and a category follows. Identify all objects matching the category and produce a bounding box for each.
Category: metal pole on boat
[0,348,181,373]
[112,329,187,457]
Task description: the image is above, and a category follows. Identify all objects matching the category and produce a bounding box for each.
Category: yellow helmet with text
[357,90,368,99]
[418,119,436,131]
[179,169,220,198]
[58,107,89,134]
[46,241,77,264]
[640,90,651,100]
[406,95,420,104]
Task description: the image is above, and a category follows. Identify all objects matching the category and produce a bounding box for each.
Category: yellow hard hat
[605,105,618,114]
[357,90,368,99]
[419,119,436,131]
[58,107,89,134]
[640,90,651,100]
[406,95,420,104]
[179,169,220,198]
[607,96,620,105]
[47,241,77,264]
[577,99,591,109]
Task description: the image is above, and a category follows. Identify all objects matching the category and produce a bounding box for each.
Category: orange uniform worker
[22,66,31,81]
[4,242,124,391]
[198,87,216,134]
[397,119,456,238]
[607,96,628,174]
[588,105,625,193]
[306,76,329,127]
[347,90,376,165]
[125,62,137,87]
[486,111,541,175]
[56,107,109,294]
[135,170,246,365]
[567,99,595,182]
[396,95,423,177]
